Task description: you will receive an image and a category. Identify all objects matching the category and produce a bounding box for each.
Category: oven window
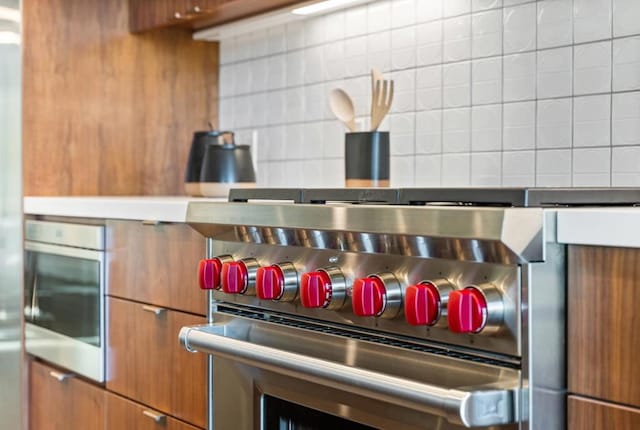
[24,251,101,347]
[262,395,376,430]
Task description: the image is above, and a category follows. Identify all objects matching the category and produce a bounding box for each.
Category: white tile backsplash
[504,52,536,101]
[472,57,502,104]
[416,21,444,66]
[537,98,572,149]
[444,15,472,61]
[574,95,611,148]
[443,61,471,107]
[574,0,612,44]
[219,0,637,188]
[472,9,503,58]
[574,41,612,95]
[613,36,640,92]
[503,3,537,54]
[503,101,536,150]
[613,0,640,38]
[537,0,573,50]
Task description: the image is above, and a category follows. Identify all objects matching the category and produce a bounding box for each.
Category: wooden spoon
[329,89,357,132]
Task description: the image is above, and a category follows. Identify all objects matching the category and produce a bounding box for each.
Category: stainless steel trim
[274,262,298,302]
[25,220,104,250]
[24,241,102,261]
[180,322,519,427]
[142,410,167,423]
[370,272,402,319]
[471,284,504,335]
[240,258,260,296]
[421,278,455,326]
[187,202,544,263]
[320,266,347,310]
[49,371,75,382]
[142,305,166,316]
[25,323,104,382]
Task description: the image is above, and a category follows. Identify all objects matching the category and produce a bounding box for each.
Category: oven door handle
[179,323,518,428]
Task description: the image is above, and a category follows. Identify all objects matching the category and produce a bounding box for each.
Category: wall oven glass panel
[24,250,101,346]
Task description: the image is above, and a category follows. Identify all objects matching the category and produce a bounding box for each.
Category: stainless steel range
[179,188,640,430]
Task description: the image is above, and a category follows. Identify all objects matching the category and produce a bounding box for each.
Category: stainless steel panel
[25,220,105,250]
[187,202,544,263]
[209,240,521,357]
[180,313,522,428]
[25,323,105,382]
[0,2,22,428]
[24,241,103,261]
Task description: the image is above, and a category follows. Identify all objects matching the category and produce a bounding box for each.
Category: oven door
[180,311,522,430]
[24,241,105,382]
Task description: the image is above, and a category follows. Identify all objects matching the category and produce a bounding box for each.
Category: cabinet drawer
[106,220,206,315]
[106,391,202,430]
[569,395,640,430]
[568,246,640,406]
[107,297,207,428]
[30,360,105,430]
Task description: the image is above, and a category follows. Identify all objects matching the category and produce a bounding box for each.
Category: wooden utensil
[329,89,357,132]
[370,77,394,131]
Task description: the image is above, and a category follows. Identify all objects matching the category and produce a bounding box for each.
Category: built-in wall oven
[24,220,105,382]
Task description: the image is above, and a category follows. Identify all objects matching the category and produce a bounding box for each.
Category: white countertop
[23,196,226,223]
[24,197,640,248]
[556,208,640,248]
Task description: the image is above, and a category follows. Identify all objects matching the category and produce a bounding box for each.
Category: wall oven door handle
[179,323,519,428]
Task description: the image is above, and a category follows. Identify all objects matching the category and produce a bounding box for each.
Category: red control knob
[221,261,249,294]
[300,271,333,308]
[197,255,233,290]
[352,276,386,317]
[404,282,441,325]
[198,258,223,290]
[448,287,488,333]
[256,265,285,300]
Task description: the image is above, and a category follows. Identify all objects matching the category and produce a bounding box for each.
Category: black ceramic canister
[344,131,390,188]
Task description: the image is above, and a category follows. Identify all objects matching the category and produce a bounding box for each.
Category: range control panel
[198,241,521,357]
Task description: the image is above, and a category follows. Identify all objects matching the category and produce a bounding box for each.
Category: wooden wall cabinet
[107,220,207,316]
[568,245,640,429]
[130,0,304,32]
[106,390,201,430]
[23,0,218,196]
[29,360,105,430]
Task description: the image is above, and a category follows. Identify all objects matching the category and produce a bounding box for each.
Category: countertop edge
[557,209,640,248]
[23,196,227,223]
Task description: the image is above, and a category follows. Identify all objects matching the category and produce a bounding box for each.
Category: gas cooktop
[228,187,640,207]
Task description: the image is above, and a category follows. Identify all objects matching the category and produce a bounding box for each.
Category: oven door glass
[263,395,375,430]
[24,245,102,346]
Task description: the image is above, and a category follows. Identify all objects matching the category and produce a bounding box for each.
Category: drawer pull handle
[49,371,75,382]
[142,409,167,424]
[141,220,162,226]
[142,305,167,316]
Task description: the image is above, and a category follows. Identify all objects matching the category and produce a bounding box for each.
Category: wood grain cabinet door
[106,391,202,430]
[107,220,206,316]
[107,297,207,428]
[29,360,105,430]
[569,396,640,430]
[568,246,640,407]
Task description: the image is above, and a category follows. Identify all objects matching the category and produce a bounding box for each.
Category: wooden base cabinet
[107,297,207,428]
[107,220,207,316]
[29,360,105,430]
[569,396,640,430]
[568,246,640,406]
[106,391,201,430]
